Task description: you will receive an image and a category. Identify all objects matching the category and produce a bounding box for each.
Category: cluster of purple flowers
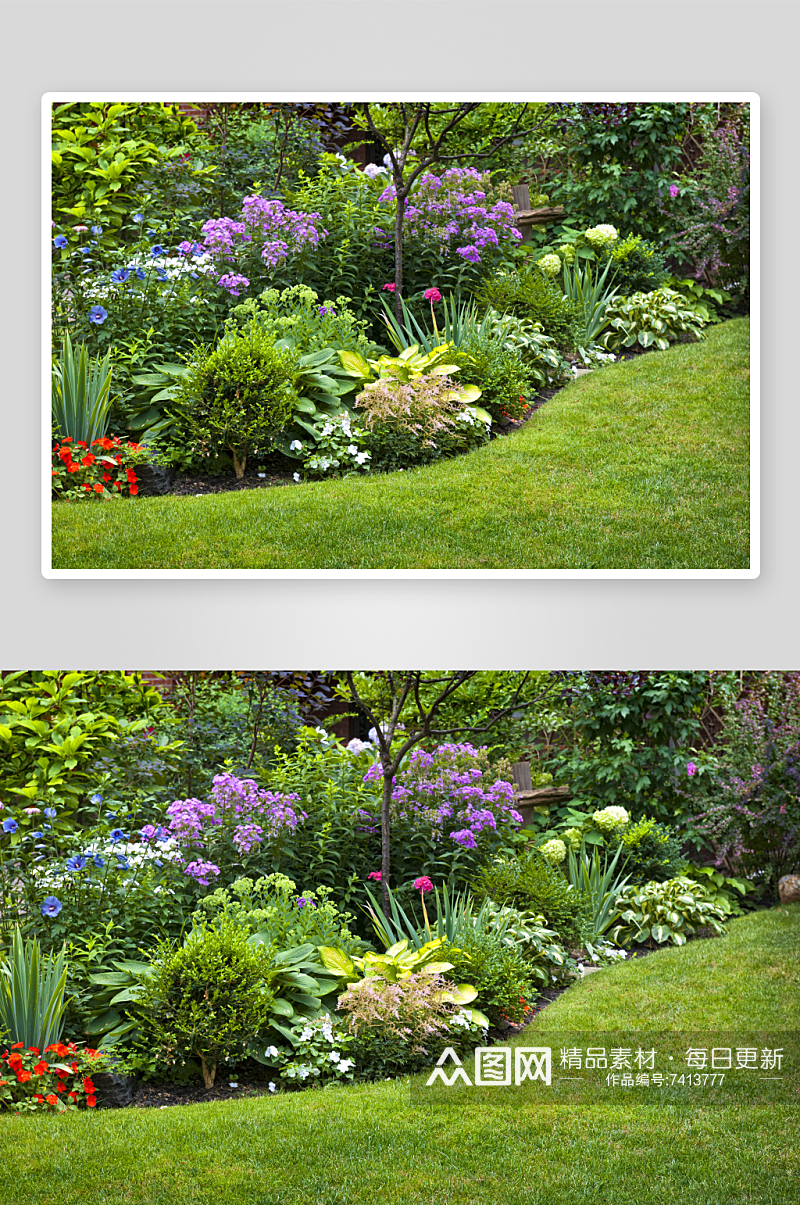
[377,168,520,266]
[200,195,327,294]
[165,774,307,882]
[364,743,523,850]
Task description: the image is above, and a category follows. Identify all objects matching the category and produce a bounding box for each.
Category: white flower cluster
[538,837,568,865]
[592,805,630,834]
[536,253,563,277]
[584,224,619,248]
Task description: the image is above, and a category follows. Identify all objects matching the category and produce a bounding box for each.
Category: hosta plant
[609,876,728,948]
[600,288,708,352]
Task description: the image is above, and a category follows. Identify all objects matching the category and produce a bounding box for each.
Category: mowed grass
[1,905,796,1205]
[50,319,751,571]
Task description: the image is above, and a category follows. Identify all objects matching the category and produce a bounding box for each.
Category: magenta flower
[423,287,442,302]
[382,282,396,292]
[367,870,382,881]
[687,762,698,777]
[669,184,680,198]
[413,876,434,894]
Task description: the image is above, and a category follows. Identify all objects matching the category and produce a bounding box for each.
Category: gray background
[3,0,795,670]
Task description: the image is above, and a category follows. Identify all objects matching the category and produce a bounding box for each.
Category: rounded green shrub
[614,817,687,885]
[443,929,539,1027]
[173,321,299,477]
[476,267,581,351]
[598,234,669,296]
[471,851,592,950]
[453,330,540,422]
[135,914,277,1089]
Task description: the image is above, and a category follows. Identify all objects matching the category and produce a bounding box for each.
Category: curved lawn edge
[50,319,751,571]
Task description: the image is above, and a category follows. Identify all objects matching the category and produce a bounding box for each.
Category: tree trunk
[231,447,246,479]
[381,767,392,917]
[199,1055,216,1090]
[393,191,405,321]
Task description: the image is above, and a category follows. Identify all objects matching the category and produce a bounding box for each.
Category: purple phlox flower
[217,272,250,297]
[296,897,317,909]
[183,860,220,886]
[41,896,62,918]
[450,829,477,849]
[88,306,108,324]
[176,240,193,256]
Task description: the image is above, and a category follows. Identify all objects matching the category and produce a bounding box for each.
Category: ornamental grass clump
[336,970,482,1077]
[355,374,489,472]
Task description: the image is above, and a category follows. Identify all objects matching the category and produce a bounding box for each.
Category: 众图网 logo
[425,1047,552,1087]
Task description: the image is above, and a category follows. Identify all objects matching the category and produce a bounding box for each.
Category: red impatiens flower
[93,483,103,494]
[83,1078,95,1093]
[76,441,87,448]
[32,1060,49,1075]
[68,1091,77,1101]
[129,485,139,495]
[102,472,111,482]
[60,437,73,444]
[58,447,72,463]
[126,468,137,482]
[28,1048,40,1056]
[10,1044,24,1050]
[46,1094,58,1106]
[86,1095,97,1108]
[16,1070,31,1083]
[82,453,96,467]
[56,1083,66,1092]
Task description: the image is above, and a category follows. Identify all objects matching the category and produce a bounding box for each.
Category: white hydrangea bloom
[537,253,562,277]
[592,805,630,833]
[539,838,568,864]
[584,224,619,247]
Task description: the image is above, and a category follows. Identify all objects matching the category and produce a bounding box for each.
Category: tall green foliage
[0,928,69,1050]
[52,333,114,443]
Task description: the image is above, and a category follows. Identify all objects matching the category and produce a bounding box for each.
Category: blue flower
[150,245,165,258]
[2,818,18,834]
[109,828,126,843]
[115,854,130,868]
[31,830,43,839]
[111,269,130,283]
[89,305,108,325]
[91,225,103,235]
[90,793,103,805]
[106,811,117,820]
[53,235,68,249]
[147,229,158,238]
[42,824,52,831]
[133,213,144,223]
[155,267,168,281]
[66,854,88,872]
[134,268,146,280]
[154,859,163,868]
[43,808,57,818]
[79,247,92,255]
[41,896,62,918]
[92,853,105,868]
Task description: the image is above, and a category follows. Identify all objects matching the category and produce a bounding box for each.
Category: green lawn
[2,905,796,1205]
[49,320,752,571]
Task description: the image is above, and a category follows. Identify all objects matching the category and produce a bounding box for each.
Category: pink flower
[413,876,434,894]
[423,288,442,303]
[23,807,41,815]
[669,184,680,198]
[367,871,382,881]
[382,283,396,292]
[686,762,698,777]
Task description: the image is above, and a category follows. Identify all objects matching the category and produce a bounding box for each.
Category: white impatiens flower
[346,444,358,456]
[592,805,630,834]
[264,1045,279,1059]
[584,224,619,248]
[300,1026,314,1042]
[268,1082,276,1093]
[292,472,301,482]
[537,253,562,276]
[337,1059,355,1072]
[539,838,567,865]
[329,1051,341,1062]
[289,439,304,451]
[355,451,371,464]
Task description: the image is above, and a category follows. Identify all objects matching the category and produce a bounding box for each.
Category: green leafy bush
[600,288,708,352]
[471,852,592,950]
[609,877,728,948]
[477,267,581,351]
[134,914,278,1088]
[230,285,377,355]
[443,929,538,1027]
[172,322,299,477]
[598,234,669,296]
[453,328,540,422]
[615,817,688,884]
[0,928,69,1051]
